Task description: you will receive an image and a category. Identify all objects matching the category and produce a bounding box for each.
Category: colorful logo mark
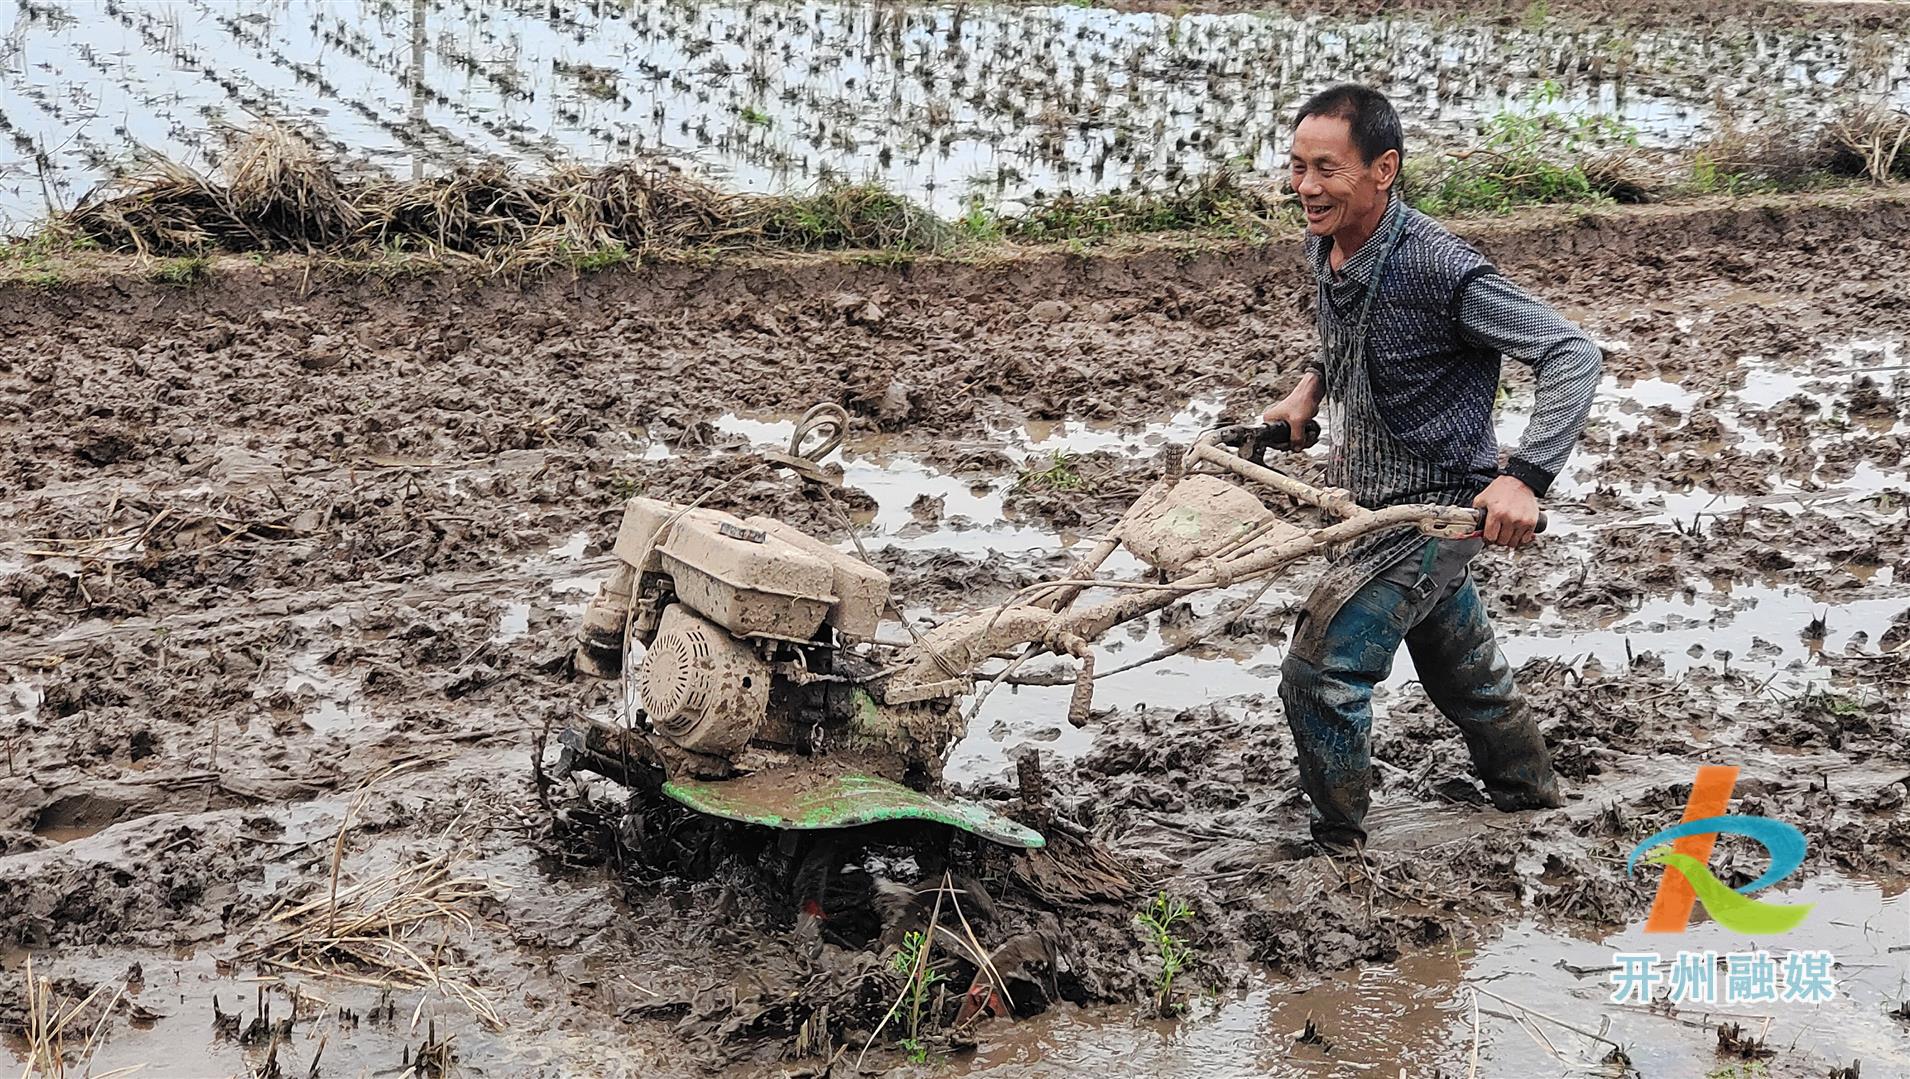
[1625,765,1814,935]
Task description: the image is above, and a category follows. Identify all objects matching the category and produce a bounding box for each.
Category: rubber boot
[1404,573,1563,812]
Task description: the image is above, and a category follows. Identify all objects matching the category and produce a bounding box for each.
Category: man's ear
[1373,148,1401,191]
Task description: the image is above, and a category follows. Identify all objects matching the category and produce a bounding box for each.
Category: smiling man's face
[1288,113,1397,243]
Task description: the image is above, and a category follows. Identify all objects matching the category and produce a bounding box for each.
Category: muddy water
[6,0,1910,221]
[950,878,1907,1078]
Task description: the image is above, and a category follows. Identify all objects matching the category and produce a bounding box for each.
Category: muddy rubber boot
[1280,564,1423,851]
[1279,649,1379,851]
[1404,574,1564,814]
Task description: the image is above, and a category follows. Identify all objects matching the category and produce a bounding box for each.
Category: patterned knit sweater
[1303,197,1602,503]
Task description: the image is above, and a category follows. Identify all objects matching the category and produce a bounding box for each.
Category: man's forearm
[1455,274,1603,497]
[1287,369,1325,412]
[1504,337,1601,496]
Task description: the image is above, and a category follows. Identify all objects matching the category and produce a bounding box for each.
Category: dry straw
[232,762,505,1031]
[15,957,135,1079]
[60,124,948,264]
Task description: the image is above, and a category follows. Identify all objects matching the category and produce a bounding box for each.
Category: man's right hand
[1262,371,1324,449]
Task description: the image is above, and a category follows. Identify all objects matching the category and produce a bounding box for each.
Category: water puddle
[0,950,511,1079]
[955,876,1910,1077]
[495,600,532,644]
[702,398,1231,558]
[547,530,591,561]
[270,648,368,733]
[29,792,126,845]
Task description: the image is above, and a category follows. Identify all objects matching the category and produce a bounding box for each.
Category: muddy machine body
[562,406,1527,849]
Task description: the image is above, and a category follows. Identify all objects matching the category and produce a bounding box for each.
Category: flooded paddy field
[0,186,1906,1076]
[5,0,1910,223]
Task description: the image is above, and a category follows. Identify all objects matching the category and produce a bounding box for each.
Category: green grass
[1136,891,1196,1015]
[954,197,1004,245]
[1410,81,1637,216]
[1704,1064,1770,1079]
[150,255,211,287]
[1819,692,1869,718]
[0,230,94,266]
[754,182,949,252]
[739,104,772,127]
[0,230,95,286]
[607,470,643,501]
[1004,172,1291,244]
[568,243,633,272]
[1014,449,1089,493]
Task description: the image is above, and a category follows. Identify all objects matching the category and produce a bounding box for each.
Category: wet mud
[2,191,1908,1077]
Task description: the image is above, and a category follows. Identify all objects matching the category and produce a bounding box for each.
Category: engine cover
[637,605,771,754]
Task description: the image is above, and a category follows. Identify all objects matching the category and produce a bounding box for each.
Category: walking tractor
[558,404,1540,856]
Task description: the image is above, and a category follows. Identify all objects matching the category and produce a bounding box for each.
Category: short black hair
[1294,84,1405,166]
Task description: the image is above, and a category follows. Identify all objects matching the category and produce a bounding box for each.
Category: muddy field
[5,0,1910,223]
[2,185,1908,1078]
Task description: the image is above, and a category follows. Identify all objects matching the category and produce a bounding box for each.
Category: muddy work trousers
[1279,538,1562,848]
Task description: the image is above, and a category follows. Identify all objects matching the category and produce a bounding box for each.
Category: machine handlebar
[1209,423,1547,534]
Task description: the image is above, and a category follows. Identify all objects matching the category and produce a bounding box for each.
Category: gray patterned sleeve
[1454,272,1602,496]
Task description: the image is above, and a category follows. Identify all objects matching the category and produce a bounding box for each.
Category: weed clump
[149,255,210,287]
[748,182,948,252]
[1821,105,1910,184]
[1135,891,1196,1015]
[1690,107,1860,194]
[1678,106,1910,196]
[1409,81,1648,215]
[887,929,942,1063]
[1013,450,1089,493]
[1004,171,1291,243]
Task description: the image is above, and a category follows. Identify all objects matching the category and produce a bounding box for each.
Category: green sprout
[1136,891,1196,1014]
[1014,449,1087,493]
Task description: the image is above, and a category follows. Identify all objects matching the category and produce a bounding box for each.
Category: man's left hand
[1473,475,1541,548]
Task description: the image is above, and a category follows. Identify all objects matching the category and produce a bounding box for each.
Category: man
[1262,84,1600,850]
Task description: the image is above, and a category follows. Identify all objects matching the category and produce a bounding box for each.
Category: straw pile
[59,125,948,262]
[231,766,504,1030]
[234,847,505,1030]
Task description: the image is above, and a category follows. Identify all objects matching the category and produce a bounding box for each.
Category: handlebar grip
[1263,419,1321,452]
[1472,508,1548,534]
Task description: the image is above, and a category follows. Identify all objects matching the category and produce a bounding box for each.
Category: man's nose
[1295,170,1324,196]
